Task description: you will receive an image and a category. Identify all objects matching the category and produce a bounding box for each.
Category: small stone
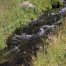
[20,1,35,10]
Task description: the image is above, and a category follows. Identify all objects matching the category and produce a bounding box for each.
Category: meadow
[0,0,66,66]
[0,0,51,49]
[33,19,66,66]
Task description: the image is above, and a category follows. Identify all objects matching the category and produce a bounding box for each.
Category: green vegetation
[33,20,66,66]
[0,0,51,49]
[0,0,66,66]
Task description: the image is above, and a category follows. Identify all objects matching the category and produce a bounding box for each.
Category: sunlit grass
[33,19,66,66]
[0,0,66,66]
[0,0,51,49]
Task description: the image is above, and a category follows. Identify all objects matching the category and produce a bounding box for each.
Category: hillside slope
[0,0,51,49]
[0,0,66,66]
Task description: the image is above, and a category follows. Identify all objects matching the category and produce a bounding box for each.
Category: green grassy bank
[0,0,51,49]
[0,0,66,66]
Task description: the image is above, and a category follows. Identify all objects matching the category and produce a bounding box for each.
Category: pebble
[20,1,35,9]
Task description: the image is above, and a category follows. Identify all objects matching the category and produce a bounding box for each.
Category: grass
[0,0,66,66]
[33,19,66,66]
[0,0,51,49]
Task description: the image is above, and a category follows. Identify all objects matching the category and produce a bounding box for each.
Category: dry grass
[33,19,66,66]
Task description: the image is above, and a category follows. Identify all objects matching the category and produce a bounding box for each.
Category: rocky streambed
[0,8,66,66]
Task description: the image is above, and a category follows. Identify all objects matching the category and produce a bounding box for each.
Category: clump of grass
[33,18,66,66]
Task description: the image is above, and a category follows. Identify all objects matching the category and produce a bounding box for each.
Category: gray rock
[59,7,66,15]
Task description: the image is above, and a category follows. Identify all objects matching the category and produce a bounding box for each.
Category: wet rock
[59,7,66,15]
[6,24,55,51]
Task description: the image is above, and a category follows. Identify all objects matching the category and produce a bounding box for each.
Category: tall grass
[33,19,66,66]
[0,0,51,49]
